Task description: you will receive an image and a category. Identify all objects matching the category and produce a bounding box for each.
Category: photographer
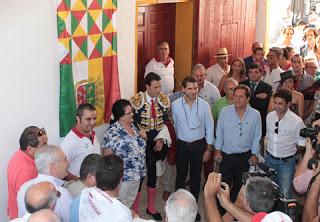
[204,172,279,222]
[302,164,320,222]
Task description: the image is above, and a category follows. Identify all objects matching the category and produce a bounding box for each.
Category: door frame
[135,0,194,93]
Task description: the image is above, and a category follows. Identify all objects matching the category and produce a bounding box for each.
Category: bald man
[28,209,60,222]
[10,181,57,222]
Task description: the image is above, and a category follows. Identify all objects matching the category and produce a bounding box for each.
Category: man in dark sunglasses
[7,126,48,220]
[265,88,306,199]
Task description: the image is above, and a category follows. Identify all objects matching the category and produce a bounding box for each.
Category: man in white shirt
[265,88,305,198]
[61,103,101,180]
[78,154,132,222]
[17,145,72,222]
[145,41,174,95]
[264,47,284,91]
[192,63,221,110]
[11,181,58,222]
[206,47,231,87]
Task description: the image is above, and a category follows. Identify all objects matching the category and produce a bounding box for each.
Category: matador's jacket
[130,92,171,164]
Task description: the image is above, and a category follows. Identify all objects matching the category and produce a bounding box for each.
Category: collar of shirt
[72,127,95,140]
[145,92,158,104]
[231,104,250,120]
[182,95,198,108]
[37,173,64,187]
[155,56,172,67]
[250,80,260,86]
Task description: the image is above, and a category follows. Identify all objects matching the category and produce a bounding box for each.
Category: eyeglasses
[124,111,133,116]
[38,128,46,137]
[238,122,242,136]
[275,121,279,134]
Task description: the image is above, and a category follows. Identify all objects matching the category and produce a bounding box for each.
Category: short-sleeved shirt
[198,80,221,109]
[7,150,37,219]
[61,128,101,176]
[102,122,146,181]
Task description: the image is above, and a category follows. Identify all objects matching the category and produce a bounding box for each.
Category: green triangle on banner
[57,16,66,37]
[81,0,87,8]
[102,10,111,30]
[71,12,80,34]
[112,34,117,53]
[80,37,88,57]
[112,0,117,8]
[96,35,103,55]
[87,13,95,32]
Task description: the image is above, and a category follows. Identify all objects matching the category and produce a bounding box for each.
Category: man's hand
[305,138,316,158]
[255,93,268,99]
[204,172,221,200]
[217,182,231,208]
[213,150,223,161]
[249,155,258,166]
[203,150,212,162]
[154,139,164,152]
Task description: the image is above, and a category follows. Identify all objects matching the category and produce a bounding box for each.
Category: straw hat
[214,47,230,58]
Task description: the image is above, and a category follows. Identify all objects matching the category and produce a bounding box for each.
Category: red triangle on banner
[61,52,71,64]
[72,10,86,23]
[59,28,70,39]
[89,22,101,35]
[89,0,101,10]
[73,36,87,48]
[57,0,69,11]
[103,9,114,20]
[89,47,102,59]
[103,33,115,43]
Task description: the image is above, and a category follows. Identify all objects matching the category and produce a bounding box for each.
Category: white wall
[0,0,136,221]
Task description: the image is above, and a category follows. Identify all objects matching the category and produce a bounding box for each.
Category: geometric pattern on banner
[57,0,120,136]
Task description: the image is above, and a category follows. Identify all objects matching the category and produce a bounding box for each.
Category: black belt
[177,138,205,146]
[266,150,295,161]
[222,150,251,157]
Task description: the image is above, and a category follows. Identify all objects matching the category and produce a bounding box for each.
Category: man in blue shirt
[172,76,214,221]
[214,84,261,203]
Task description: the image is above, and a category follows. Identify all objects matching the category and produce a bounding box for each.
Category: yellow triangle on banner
[72,0,86,11]
[59,37,70,50]
[73,24,87,37]
[89,34,102,46]
[74,50,87,62]
[57,11,70,21]
[104,47,113,57]
[88,9,101,22]
[103,22,116,33]
[103,0,116,9]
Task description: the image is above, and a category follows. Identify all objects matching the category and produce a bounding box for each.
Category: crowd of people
[6,26,320,222]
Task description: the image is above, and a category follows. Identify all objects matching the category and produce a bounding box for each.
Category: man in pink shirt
[7,126,48,219]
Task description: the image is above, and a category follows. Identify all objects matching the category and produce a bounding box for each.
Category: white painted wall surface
[0,0,135,221]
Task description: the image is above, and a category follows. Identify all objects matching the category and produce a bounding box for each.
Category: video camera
[241,162,298,221]
[300,126,320,153]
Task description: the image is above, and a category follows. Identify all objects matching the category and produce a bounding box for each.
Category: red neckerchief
[72,127,95,144]
[155,56,172,67]
[283,63,292,71]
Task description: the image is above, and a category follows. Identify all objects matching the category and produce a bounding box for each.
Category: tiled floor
[137,174,207,222]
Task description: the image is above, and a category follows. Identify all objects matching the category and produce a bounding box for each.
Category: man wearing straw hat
[206,47,231,88]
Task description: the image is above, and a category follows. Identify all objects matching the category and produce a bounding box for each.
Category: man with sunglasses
[172,76,214,221]
[7,126,48,219]
[214,84,261,207]
[265,88,305,198]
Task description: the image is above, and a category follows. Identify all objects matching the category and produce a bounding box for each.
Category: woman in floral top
[102,99,147,209]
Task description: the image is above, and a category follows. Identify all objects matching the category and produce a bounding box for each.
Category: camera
[241,163,298,221]
[300,126,320,153]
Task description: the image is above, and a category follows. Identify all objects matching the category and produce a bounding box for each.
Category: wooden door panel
[194,0,257,68]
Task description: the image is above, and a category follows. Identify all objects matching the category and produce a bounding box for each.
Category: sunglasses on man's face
[38,128,46,137]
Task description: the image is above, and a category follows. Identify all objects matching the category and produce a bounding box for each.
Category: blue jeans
[265,153,296,198]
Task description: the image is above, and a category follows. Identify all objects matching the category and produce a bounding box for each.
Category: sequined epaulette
[130,92,145,109]
[158,93,170,108]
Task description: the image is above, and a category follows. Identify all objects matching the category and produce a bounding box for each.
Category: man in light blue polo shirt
[214,84,261,203]
[172,76,214,221]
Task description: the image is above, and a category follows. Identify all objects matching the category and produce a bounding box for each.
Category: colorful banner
[57,0,120,136]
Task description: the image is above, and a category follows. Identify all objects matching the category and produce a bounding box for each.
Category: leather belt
[177,138,205,146]
[222,150,251,157]
[266,150,295,162]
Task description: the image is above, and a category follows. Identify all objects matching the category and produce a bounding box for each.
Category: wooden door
[193,0,257,68]
[137,3,176,92]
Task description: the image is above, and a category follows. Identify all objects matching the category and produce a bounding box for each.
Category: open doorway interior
[137,3,176,92]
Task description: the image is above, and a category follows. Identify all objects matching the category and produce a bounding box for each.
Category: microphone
[257,162,277,176]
